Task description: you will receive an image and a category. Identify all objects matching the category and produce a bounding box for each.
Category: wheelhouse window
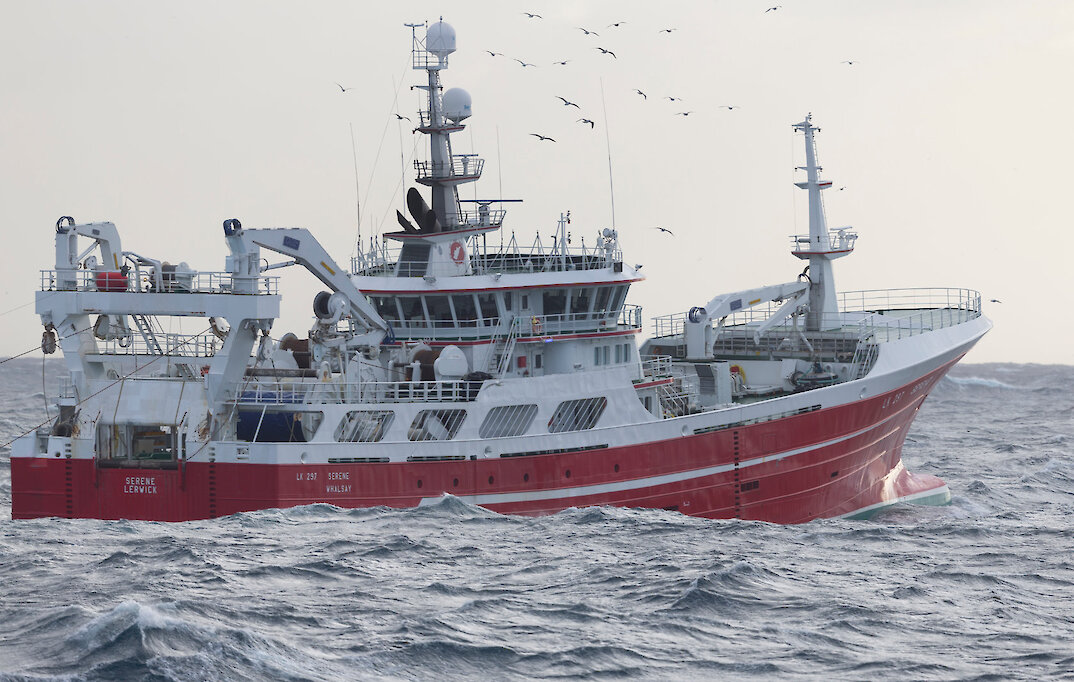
[478,293,499,325]
[593,286,613,318]
[372,296,401,324]
[426,296,454,326]
[570,287,592,319]
[452,294,478,326]
[543,289,566,317]
[399,296,427,328]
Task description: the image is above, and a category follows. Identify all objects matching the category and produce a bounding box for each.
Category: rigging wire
[599,77,616,229]
[1,327,211,451]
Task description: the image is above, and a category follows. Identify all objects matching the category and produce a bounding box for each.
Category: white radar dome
[426,21,456,57]
[442,88,473,122]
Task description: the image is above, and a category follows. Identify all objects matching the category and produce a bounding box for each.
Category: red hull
[11,363,953,524]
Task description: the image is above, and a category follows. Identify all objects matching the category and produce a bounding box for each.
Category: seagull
[658,28,677,33]
[577,27,600,36]
[530,133,556,142]
[596,47,617,58]
[578,118,595,128]
[557,96,581,108]
[989,299,1003,303]
[840,60,858,65]
[838,186,846,191]
[485,50,504,57]
[522,12,542,19]
[765,5,782,11]
[514,59,537,67]
[553,59,571,66]
[334,82,355,93]
[393,113,412,122]
[718,105,738,110]
[634,89,648,99]
[607,21,627,28]
[654,227,674,236]
[675,111,693,116]
[665,96,684,102]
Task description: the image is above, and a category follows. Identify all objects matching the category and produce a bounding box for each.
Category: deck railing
[40,269,279,295]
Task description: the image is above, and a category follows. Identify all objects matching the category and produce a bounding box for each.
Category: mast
[410,20,483,231]
[791,114,854,331]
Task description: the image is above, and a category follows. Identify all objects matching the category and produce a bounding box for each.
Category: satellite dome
[442,88,472,122]
[426,21,456,58]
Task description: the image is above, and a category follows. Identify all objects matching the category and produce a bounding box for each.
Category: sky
[2,0,1072,364]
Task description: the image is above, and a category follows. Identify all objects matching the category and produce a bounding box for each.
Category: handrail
[40,269,279,295]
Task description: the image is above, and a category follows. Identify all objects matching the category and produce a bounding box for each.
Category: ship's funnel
[407,187,441,233]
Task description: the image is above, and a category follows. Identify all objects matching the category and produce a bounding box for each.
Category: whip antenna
[599,77,616,228]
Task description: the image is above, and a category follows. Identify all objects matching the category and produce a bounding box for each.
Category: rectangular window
[452,294,477,326]
[521,294,529,309]
[399,296,426,328]
[543,289,566,317]
[534,353,542,369]
[570,287,592,319]
[602,346,610,365]
[594,346,602,366]
[615,344,623,363]
[425,296,453,326]
[477,293,498,324]
[608,285,627,314]
[594,286,612,316]
[503,292,514,311]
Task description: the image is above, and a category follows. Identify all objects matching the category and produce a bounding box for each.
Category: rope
[0,324,93,366]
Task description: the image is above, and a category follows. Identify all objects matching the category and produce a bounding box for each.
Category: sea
[1,359,1072,681]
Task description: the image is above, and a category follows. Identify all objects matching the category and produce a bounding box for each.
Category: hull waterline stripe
[423,402,911,507]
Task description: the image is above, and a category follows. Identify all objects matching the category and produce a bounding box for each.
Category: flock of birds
[334,7,860,239]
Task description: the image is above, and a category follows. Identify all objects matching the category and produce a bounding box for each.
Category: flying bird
[675,111,693,116]
[841,60,858,65]
[393,113,412,122]
[530,133,556,142]
[665,96,684,102]
[522,12,542,19]
[654,227,674,236]
[552,59,571,66]
[578,118,595,128]
[577,27,600,36]
[658,28,677,33]
[557,96,580,108]
[838,186,846,191]
[596,47,617,58]
[514,59,537,67]
[634,89,647,99]
[718,105,738,110]
[485,50,504,57]
[765,5,782,11]
[607,21,627,28]
[334,82,355,93]
[989,299,1003,304]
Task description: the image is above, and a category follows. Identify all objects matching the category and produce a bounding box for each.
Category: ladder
[494,317,521,377]
[130,314,163,354]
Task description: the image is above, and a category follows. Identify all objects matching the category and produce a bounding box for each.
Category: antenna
[349,122,361,255]
[599,78,616,228]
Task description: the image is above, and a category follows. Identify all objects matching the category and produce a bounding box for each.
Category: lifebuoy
[531,316,543,334]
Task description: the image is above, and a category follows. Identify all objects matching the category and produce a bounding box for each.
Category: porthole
[565,469,571,478]
[614,464,620,473]
[523,473,529,482]
[488,475,495,485]
[453,478,459,487]
[417,479,423,489]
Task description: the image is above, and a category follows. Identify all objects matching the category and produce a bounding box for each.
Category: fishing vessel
[11,21,991,523]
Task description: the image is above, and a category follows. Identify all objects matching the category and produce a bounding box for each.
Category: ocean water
[1,360,1072,680]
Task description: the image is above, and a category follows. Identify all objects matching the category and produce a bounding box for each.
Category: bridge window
[399,296,427,328]
[479,404,538,438]
[548,397,607,433]
[452,294,478,326]
[335,410,395,443]
[570,287,592,319]
[426,296,453,326]
[372,296,401,323]
[409,409,467,441]
[593,286,612,317]
[478,293,499,325]
[543,289,566,316]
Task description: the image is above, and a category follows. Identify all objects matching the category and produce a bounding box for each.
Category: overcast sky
[2,1,1071,364]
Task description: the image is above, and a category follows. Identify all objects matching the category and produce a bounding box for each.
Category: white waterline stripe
[833,485,951,520]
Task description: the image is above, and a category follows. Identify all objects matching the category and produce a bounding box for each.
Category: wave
[943,375,1020,390]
